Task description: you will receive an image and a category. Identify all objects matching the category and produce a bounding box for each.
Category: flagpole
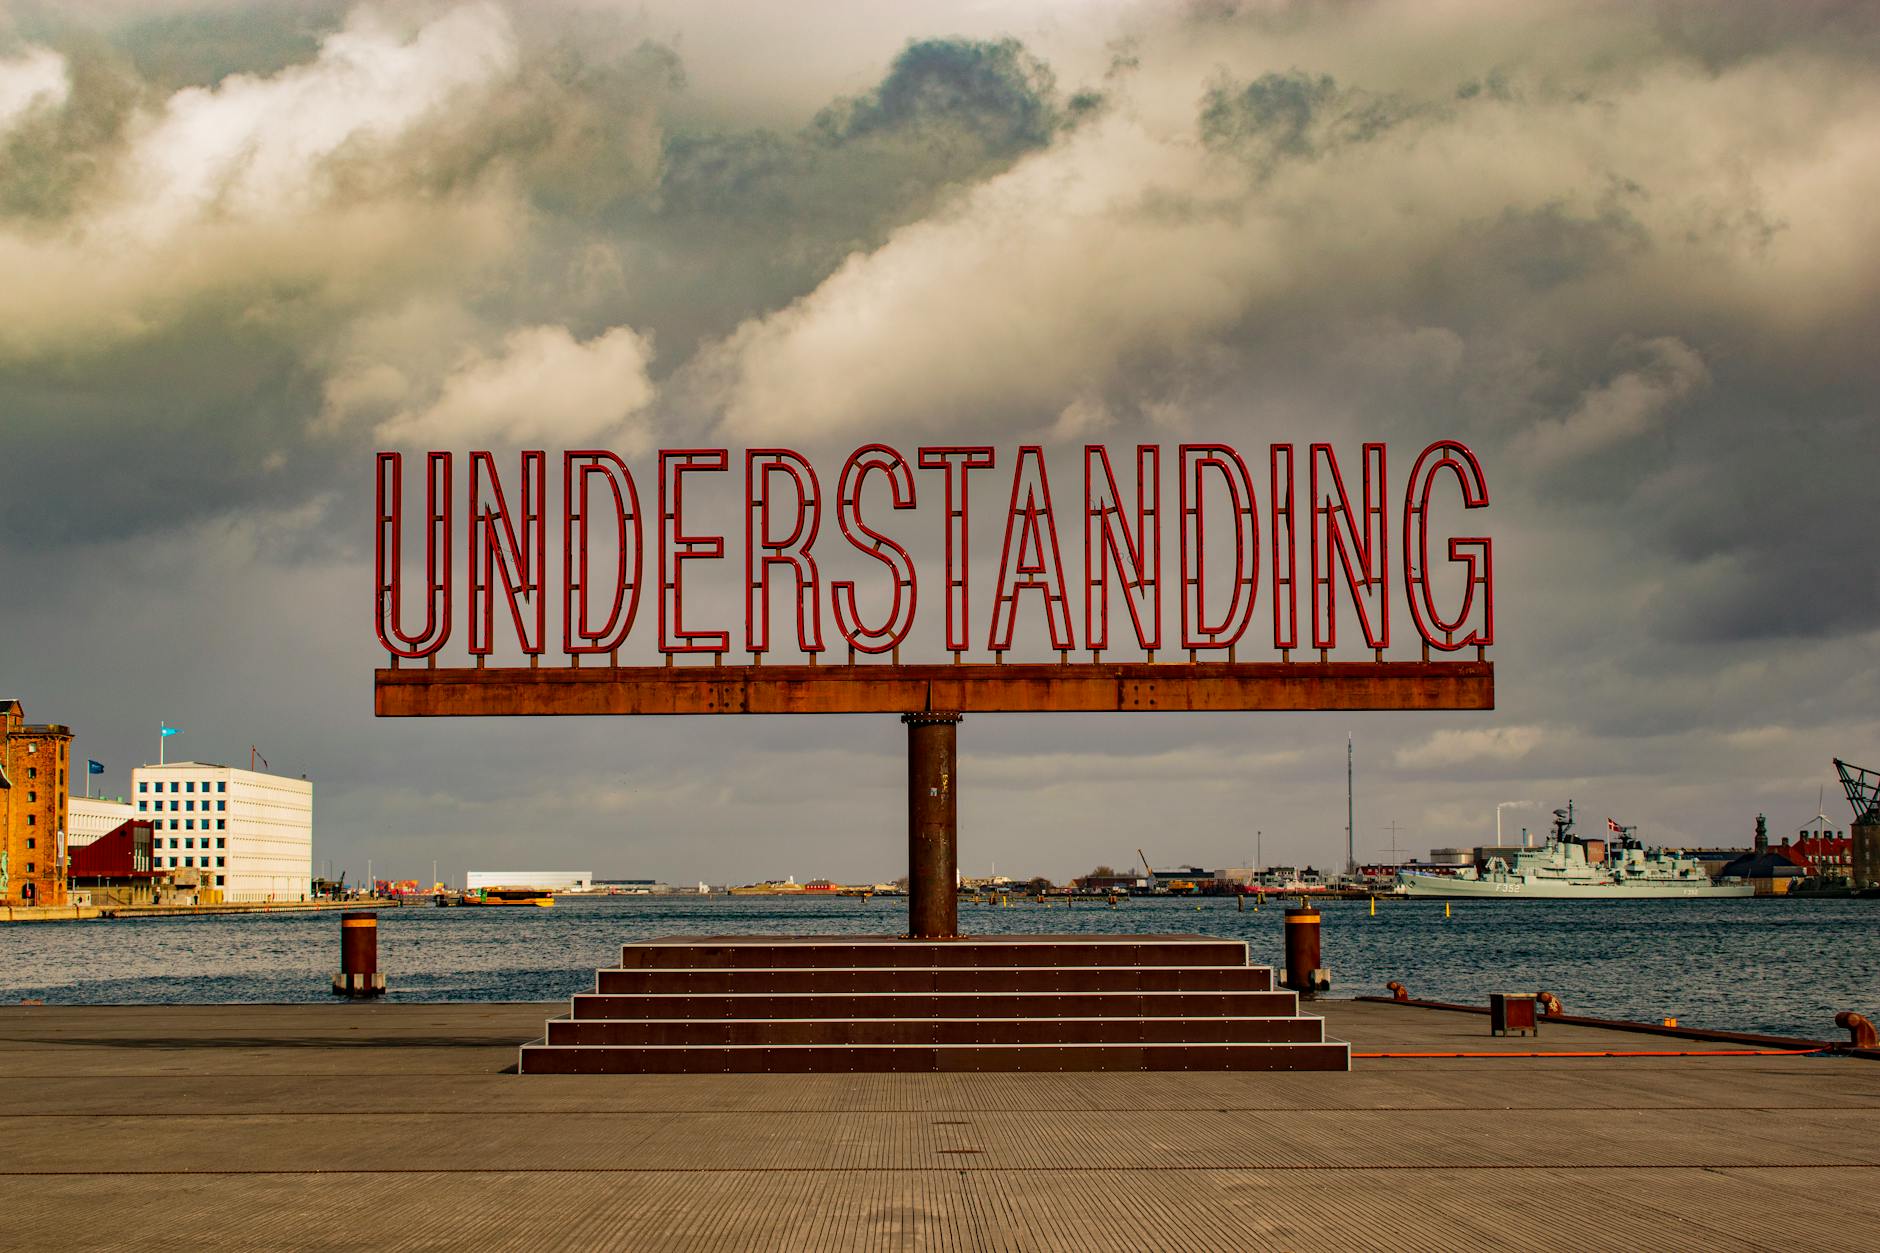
[160,722,165,766]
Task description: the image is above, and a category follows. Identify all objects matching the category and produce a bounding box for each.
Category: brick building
[1,699,74,908]
[1781,831,1853,878]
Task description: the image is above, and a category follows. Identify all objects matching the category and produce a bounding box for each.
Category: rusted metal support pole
[903,711,962,939]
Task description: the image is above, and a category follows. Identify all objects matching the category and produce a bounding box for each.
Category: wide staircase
[518,934,1348,1074]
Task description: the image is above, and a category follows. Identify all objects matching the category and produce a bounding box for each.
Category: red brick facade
[1,700,74,908]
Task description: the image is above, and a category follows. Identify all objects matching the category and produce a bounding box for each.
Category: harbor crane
[1834,758,1880,824]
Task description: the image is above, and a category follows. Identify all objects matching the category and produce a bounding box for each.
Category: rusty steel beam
[904,712,961,940]
[374,660,1492,716]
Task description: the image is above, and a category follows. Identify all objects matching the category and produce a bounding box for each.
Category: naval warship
[1396,801,1753,899]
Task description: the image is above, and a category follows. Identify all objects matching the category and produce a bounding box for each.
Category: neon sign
[375,442,1492,665]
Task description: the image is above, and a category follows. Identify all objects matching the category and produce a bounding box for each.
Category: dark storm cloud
[1199,69,1409,164]
[812,37,1063,153]
[637,37,1084,362]
[1,0,1876,881]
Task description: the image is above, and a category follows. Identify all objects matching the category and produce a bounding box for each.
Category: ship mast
[1346,734,1356,877]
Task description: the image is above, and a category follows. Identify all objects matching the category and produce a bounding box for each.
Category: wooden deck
[2,1000,1875,1250]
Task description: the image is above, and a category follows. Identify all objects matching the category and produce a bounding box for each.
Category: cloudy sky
[2,0,1876,886]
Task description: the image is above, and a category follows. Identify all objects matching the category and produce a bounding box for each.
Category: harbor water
[6,895,1875,1039]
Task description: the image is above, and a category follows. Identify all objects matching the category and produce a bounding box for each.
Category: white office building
[67,796,135,849]
[131,762,312,901]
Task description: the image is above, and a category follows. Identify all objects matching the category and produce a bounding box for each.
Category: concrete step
[569,989,1302,1020]
[546,1015,1327,1047]
[517,1040,1352,1074]
[593,965,1274,996]
[618,935,1250,970]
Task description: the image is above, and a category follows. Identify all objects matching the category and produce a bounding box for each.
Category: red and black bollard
[1280,906,1331,998]
[332,910,387,997]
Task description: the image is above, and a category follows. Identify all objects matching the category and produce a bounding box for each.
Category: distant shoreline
[1,898,399,925]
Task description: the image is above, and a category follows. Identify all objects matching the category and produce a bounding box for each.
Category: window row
[138,800,227,813]
[138,780,228,793]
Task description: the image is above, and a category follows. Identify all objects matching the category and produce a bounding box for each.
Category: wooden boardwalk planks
[1,1001,1875,1251]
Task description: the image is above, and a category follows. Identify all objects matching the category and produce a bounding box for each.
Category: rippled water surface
[7,895,1875,1037]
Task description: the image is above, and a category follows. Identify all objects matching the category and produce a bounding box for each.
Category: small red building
[69,819,160,904]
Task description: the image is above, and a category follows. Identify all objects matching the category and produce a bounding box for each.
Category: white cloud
[104,2,518,242]
[1395,725,1545,769]
[695,110,1266,438]
[0,4,529,364]
[376,324,658,446]
[694,15,1880,443]
[0,45,68,136]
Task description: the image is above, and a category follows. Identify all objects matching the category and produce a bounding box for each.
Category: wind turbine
[1802,787,1833,837]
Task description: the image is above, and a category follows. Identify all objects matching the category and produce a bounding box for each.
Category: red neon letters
[745,449,825,655]
[376,451,451,660]
[659,449,730,653]
[1404,440,1493,650]
[1311,442,1388,652]
[374,442,1494,664]
[1179,444,1258,652]
[989,447,1075,653]
[563,451,642,656]
[831,445,918,654]
[469,450,544,657]
[1084,446,1160,654]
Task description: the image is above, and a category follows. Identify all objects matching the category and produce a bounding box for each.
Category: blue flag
[88,760,103,775]
[161,726,181,738]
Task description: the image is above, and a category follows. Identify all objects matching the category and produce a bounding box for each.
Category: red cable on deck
[1353,1048,1826,1059]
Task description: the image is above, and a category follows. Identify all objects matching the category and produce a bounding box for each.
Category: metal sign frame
[373,439,1498,937]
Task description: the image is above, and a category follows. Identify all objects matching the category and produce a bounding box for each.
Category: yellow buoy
[1369,895,1376,917]
[1444,901,1451,919]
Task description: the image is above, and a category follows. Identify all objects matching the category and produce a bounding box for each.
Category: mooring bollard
[332,910,386,997]
[1280,906,1331,998]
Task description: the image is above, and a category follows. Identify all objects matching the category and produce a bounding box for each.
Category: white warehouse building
[466,871,592,892]
[131,762,312,901]
[67,796,135,850]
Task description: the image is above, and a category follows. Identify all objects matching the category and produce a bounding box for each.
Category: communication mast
[1346,734,1355,876]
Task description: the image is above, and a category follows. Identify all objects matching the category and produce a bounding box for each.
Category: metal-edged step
[518,1039,1351,1074]
[568,989,1302,1020]
[593,965,1274,996]
[546,1014,1327,1047]
[618,935,1251,970]
[522,932,1348,1075]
